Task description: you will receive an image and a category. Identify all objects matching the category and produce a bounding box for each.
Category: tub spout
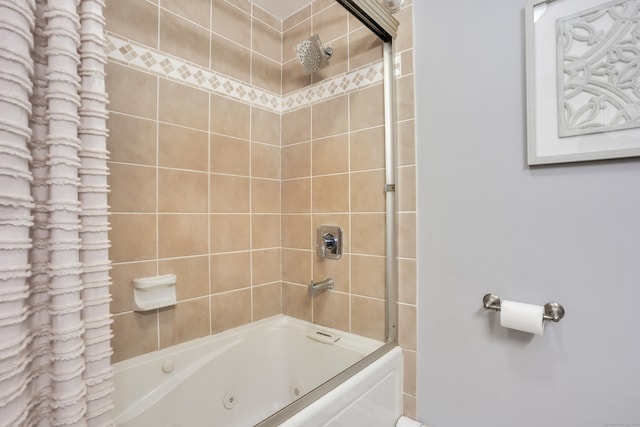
[308,278,334,297]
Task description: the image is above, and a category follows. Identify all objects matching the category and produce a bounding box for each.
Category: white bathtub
[113,314,402,427]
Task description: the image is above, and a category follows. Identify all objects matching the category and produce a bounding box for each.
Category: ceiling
[249,0,315,21]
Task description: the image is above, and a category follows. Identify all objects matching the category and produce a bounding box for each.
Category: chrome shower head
[295,34,333,74]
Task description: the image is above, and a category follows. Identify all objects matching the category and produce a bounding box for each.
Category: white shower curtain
[0,0,113,426]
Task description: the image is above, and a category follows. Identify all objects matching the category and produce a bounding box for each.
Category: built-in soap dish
[133,274,177,312]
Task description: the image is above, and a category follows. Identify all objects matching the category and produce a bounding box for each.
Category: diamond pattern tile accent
[105,34,392,114]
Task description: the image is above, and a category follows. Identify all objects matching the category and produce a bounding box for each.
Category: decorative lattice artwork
[557,0,640,137]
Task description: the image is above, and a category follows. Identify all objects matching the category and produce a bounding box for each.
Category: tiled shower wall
[105,0,417,418]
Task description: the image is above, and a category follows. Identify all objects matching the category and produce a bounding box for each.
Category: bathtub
[113,314,402,427]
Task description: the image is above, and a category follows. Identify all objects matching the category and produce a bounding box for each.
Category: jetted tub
[113,314,402,427]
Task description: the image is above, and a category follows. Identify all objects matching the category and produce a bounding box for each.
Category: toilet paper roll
[500,300,545,335]
[396,416,425,427]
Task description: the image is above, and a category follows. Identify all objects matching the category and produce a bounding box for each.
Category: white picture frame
[525,0,640,165]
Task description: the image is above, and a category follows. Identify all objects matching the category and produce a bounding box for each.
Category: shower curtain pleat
[0,1,113,425]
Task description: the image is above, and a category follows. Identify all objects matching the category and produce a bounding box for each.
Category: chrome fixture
[482,293,566,323]
[295,34,333,74]
[308,278,335,297]
[316,225,342,259]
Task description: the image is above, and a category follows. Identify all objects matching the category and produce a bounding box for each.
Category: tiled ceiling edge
[106,33,398,114]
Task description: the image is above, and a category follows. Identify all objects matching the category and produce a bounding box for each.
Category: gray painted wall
[414,1,640,426]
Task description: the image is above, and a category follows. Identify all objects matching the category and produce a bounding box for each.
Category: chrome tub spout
[308,278,335,297]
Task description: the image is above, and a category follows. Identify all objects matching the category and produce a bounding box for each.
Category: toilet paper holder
[483,293,565,323]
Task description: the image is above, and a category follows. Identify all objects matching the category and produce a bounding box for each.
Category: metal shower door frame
[255,1,399,425]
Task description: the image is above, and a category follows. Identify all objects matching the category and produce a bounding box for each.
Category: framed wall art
[525,0,640,164]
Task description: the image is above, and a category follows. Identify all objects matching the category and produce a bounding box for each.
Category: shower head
[295,34,333,74]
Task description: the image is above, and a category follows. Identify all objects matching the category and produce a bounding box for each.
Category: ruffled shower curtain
[0,1,113,426]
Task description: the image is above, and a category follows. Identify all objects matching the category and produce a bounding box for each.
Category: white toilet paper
[396,415,425,427]
[500,300,545,335]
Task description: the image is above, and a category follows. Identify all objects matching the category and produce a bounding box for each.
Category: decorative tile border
[106,33,395,114]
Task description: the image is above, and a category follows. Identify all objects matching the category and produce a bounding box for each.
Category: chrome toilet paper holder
[483,293,565,323]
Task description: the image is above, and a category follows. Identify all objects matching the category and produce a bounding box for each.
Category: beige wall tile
[110,214,156,263]
[398,258,416,305]
[282,283,311,321]
[210,214,250,253]
[211,34,251,83]
[312,95,348,139]
[282,107,310,145]
[159,79,209,130]
[398,212,416,258]
[212,0,251,48]
[105,0,158,48]
[397,75,415,121]
[251,142,280,179]
[313,254,349,293]
[281,214,311,249]
[398,303,416,350]
[253,283,282,320]
[252,178,280,213]
[251,107,280,146]
[350,126,385,172]
[158,169,208,213]
[252,249,281,285]
[312,135,348,176]
[403,349,417,395]
[110,261,157,314]
[282,249,311,284]
[312,0,334,14]
[403,394,417,420]
[351,255,385,299]
[210,134,250,176]
[350,84,384,131]
[312,4,348,43]
[159,297,210,348]
[211,252,251,293]
[160,10,210,68]
[351,213,385,256]
[106,62,157,119]
[107,113,156,166]
[351,296,385,341]
[228,0,251,14]
[348,26,383,70]
[210,174,250,213]
[313,290,348,331]
[283,18,311,63]
[312,174,349,213]
[112,311,158,362]
[282,59,312,94]
[158,214,208,258]
[159,256,209,301]
[394,5,414,53]
[252,19,281,62]
[211,95,250,139]
[282,142,310,179]
[159,124,209,172]
[401,49,414,77]
[211,288,251,333]
[108,163,156,213]
[252,6,280,31]
[283,6,310,31]
[281,178,310,213]
[397,166,416,212]
[350,170,385,213]
[162,0,210,29]
[397,119,416,167]
[252,53,281,94]
[252,214,280,249]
